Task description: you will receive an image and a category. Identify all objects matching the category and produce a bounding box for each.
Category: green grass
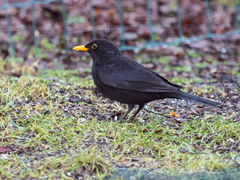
[0,49,240,179]
[0,69,239,179]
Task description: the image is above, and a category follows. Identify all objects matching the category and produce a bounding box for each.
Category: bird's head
[73,39,121,61]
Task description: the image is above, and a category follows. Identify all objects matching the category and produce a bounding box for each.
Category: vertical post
[89,0,96,40]
[146,0,154,44]
[3,0,14,57]
[61,0,69,54]
[117,0,125,47]
[234,0,239,30]
[176,0,183,42]
[31,0,40,59]
[204,0,212,38]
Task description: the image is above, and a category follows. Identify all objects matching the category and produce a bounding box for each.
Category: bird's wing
[97,58,182,93]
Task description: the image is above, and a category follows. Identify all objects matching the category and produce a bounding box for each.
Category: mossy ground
[0,52,240,179]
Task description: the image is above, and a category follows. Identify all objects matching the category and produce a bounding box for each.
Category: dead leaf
[0,147,12,153]
[169,111,180,117]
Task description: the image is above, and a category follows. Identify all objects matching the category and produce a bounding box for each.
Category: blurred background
[0,0,240,80]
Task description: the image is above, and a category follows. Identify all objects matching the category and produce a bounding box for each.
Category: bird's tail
[170,91,221,106]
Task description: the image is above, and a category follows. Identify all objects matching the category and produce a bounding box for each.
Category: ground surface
[0,47,240,179]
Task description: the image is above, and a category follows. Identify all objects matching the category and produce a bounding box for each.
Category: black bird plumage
[73,40,221,120]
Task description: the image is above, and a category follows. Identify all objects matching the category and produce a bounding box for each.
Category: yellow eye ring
[91,44,97,49]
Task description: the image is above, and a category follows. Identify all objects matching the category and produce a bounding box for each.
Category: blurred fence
[1,0,240,58]
[0,0,68,58]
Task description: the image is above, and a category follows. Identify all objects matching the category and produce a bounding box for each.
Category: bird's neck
[92,52,121,65]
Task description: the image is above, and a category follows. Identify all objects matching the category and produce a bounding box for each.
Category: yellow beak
[73,45,89,51]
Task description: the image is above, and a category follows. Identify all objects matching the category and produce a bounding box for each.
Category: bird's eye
[91,44,97,49]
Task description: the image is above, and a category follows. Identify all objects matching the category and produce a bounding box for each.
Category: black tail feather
[171,91,221,106]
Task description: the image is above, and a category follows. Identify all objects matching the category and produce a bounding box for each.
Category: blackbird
[73,40,221,120]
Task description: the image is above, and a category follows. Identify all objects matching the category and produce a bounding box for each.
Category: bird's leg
[120,104,134,122]
[129,104,144,122]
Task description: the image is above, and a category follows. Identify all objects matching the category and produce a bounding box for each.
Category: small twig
[230,139,240,152]
[193,145,231,152]
[232,155,240,166]
[222,104,240,112]
[193,139,240,153]
[182,103,240,119]
[214,75,237,108]
[144,108,188,123]
[191,145,230,155]
[205,147,231,152]
[182,104,223,119]
[192,140,240,166]
[144,108,159,115]
[144,108,170,118]
[228,139,240,159]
